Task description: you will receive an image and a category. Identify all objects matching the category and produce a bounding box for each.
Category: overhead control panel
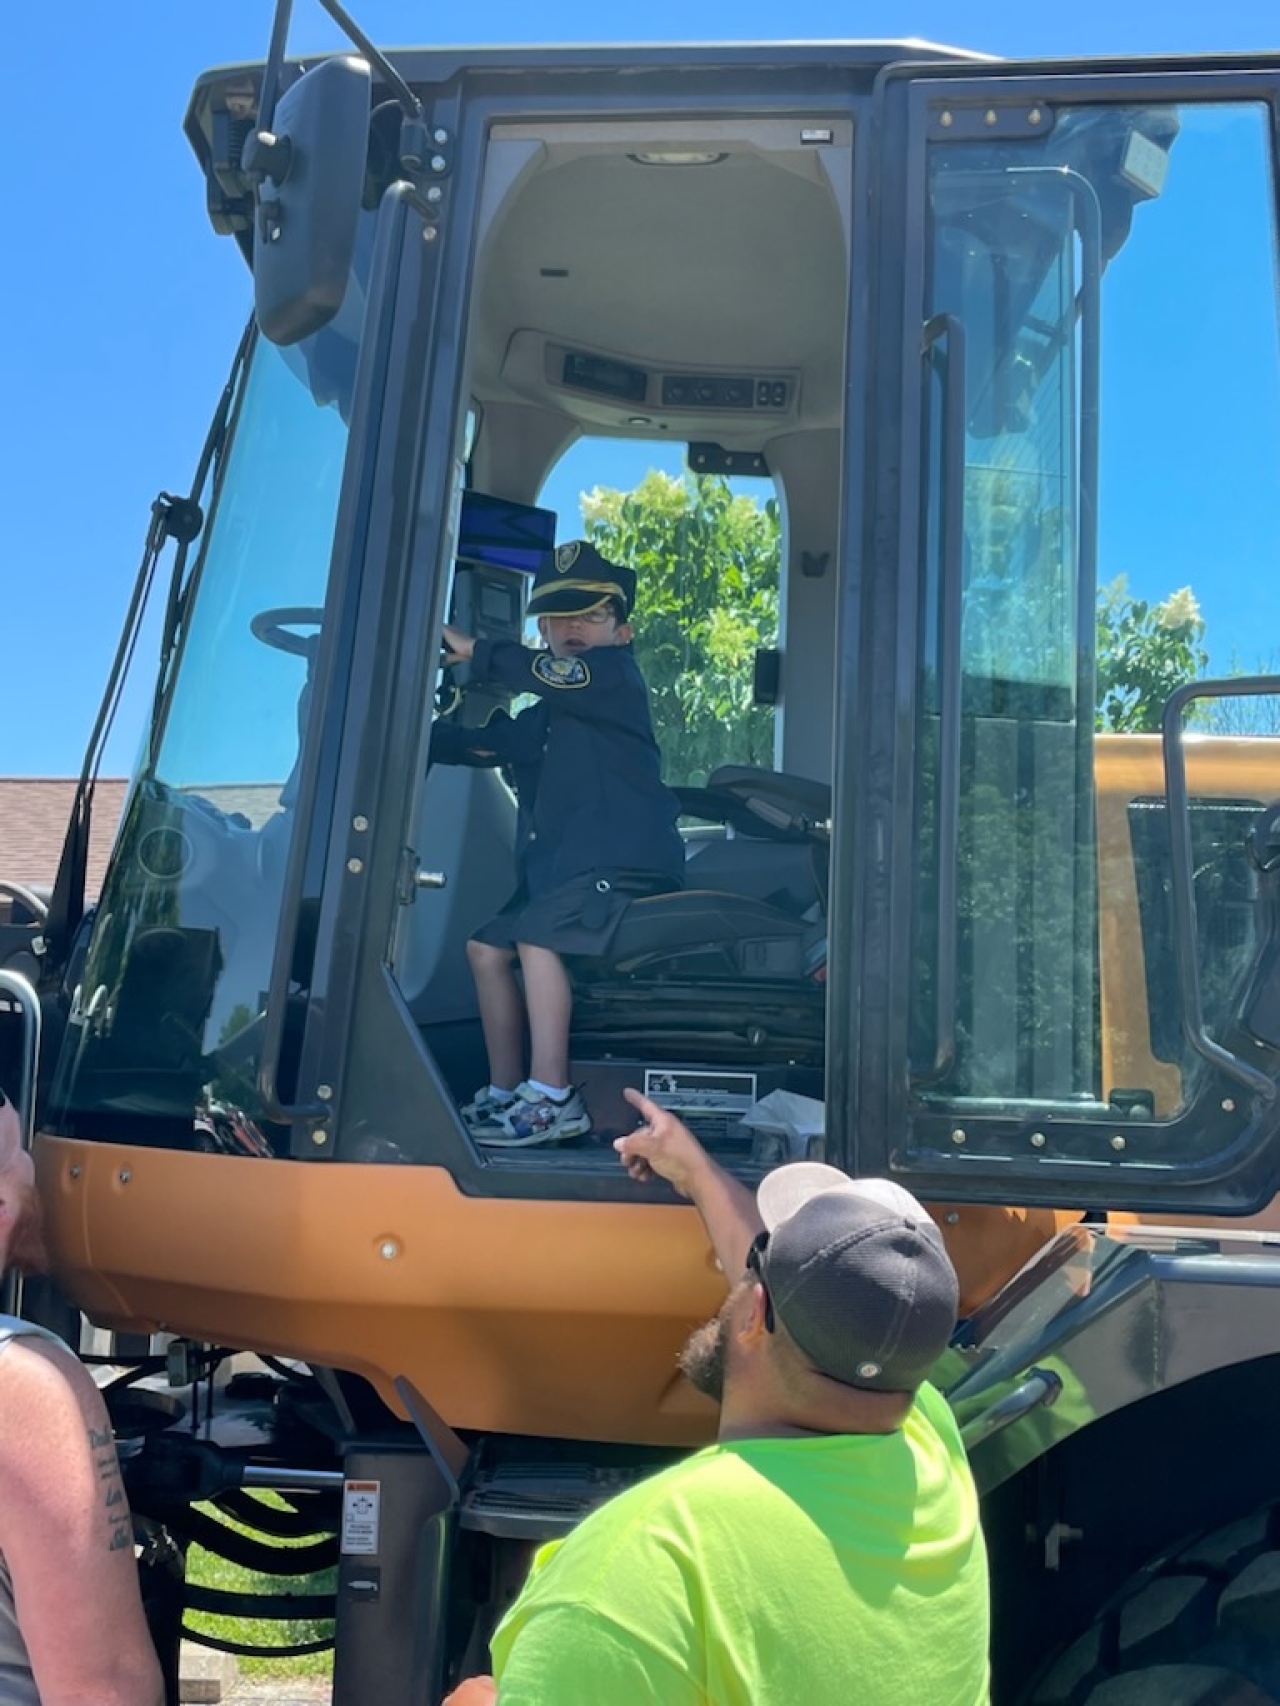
[659,374,790,410]
[561,350,649,404]
[497,333,803,429]
[557,346,793,412]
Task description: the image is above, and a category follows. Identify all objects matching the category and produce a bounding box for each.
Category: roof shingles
[0,778,129,902]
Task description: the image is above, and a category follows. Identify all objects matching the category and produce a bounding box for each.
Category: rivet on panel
[352,815,369,833]
[379,1239,401,1261]
[950,1128,967,1146]
[311,1128,329,1147]
[984,109,998,126]
[69,1165,81,1180]
[1221,1098,1236,1113]
[939,110,954,128]
[118,1167,132,1184]
[317,1084,333,1101]
[347,857,363,875]
[944,1211,960,1226]
[1110,1134,1127,1152]
[1029,107,1043,124]
[1030,1132,1047,1149]
[423,226,439,242]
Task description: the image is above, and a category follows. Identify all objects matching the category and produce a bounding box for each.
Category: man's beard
[4,1183,49,1276]
[679,1305,730,1403]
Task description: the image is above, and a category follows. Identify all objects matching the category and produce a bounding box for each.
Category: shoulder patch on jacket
[532,652,591,689]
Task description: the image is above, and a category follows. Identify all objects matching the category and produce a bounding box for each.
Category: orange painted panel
[37,1135,1060,1442]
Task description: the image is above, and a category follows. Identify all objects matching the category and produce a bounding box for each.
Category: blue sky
[3,1,1278,776]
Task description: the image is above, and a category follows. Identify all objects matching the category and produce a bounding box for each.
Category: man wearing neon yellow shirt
[444,1088,990,1706]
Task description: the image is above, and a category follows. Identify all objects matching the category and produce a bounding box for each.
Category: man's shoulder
[909,1381,967,1454]
[0,1333,106,1506]
[0,1320,77,1375]
[0,1330,94,1411]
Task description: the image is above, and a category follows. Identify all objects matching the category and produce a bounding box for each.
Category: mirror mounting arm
[241,129,294,188]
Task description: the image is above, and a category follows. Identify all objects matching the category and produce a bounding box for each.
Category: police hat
[527,541,636,619]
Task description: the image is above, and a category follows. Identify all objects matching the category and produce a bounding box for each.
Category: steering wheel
[250,607,324,657]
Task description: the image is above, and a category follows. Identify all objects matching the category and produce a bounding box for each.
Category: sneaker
[459,1086,516,1132]
[479,1083,592,1147]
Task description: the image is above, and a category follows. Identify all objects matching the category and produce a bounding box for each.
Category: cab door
[842,58,1280,1211]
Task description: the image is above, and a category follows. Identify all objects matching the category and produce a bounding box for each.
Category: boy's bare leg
[466,939,525,1089]
[517,943,573,1088]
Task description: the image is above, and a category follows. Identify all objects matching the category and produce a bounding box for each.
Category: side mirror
[247,55,372,346]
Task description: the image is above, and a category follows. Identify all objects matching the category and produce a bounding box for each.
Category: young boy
[432,540,684,1145]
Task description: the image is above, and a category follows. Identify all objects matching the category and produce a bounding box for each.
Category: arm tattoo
[88,1423,133,1552]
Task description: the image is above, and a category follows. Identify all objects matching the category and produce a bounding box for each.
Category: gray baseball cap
[755,1163,959,1393]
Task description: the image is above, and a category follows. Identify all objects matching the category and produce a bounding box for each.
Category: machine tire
[1027,1508,1280,1705]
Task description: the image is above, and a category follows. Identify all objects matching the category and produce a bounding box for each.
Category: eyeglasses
[746,1230,775,1333]
[547,607,616,625]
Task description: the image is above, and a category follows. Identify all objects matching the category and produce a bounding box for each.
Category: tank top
[0,1315,72,1706]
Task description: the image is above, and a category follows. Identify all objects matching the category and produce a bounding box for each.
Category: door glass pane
[912,100,1280,1133]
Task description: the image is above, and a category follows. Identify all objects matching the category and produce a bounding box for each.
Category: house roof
[1,779,290,918]
[0,778,130,904]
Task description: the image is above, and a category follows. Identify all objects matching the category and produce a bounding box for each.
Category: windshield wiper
[42,322,254,970]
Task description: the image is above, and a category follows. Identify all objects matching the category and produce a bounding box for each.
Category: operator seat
[696,766,831,841]
[575,766,831,982]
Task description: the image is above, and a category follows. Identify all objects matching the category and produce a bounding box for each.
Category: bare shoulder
[0,1334,109,1462]
[0,1330,101,1402]
[0,1330,139,1565]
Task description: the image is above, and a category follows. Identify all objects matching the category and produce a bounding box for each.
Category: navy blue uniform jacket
[430,639,685,896]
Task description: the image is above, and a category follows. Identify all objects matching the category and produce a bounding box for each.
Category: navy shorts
[471,871,679,959]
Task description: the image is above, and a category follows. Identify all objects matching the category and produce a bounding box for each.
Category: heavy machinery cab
[7,30,1280,1703]
[40,42,1280,1194]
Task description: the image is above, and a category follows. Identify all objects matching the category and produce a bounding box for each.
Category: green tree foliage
[1203,651,1280,737]
[581,471,780,787]
[1094,576,1208,732]
[584,473,1212,754]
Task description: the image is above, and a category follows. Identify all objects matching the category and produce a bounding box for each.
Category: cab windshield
[49,292,359,1145]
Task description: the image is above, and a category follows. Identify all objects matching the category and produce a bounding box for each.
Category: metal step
[460,1460,649,1539]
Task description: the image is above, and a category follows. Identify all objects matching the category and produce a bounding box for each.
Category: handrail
[960,1367,1062,1452]
[911,166,1104,1089]
[255,835,331,1127]
[0,971,41,1318]
[912,312,966,1084]
[1161,675,1280,1102]
[0,972,40,1154]
[1011,164,1104,1095]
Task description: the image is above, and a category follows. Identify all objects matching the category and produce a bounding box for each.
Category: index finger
[622,1086,664,1126]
